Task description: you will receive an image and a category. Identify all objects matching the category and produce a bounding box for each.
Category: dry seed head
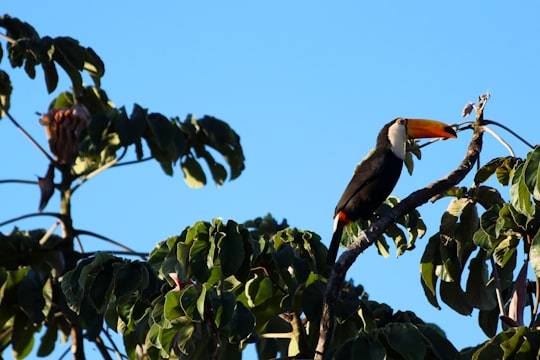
[39,105,90,165]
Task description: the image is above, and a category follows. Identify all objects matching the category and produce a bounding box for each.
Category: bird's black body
[334,122,403,221]
[328,121,403,265]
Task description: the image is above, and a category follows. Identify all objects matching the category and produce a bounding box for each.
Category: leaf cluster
[420,145,540,358]
[52,214,459,359]
[0,14,104,116]
[47,87,244,188]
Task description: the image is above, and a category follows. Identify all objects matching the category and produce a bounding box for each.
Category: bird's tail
[327,217,345,266]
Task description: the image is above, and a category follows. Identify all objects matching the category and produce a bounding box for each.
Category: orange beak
[405,119,457,139]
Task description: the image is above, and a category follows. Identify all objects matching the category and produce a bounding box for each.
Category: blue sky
[2,1,540,357]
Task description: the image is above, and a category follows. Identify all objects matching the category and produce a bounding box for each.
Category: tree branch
[0,102,56,163]
[314,117,485,359]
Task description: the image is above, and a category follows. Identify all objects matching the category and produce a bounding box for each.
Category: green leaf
[475,157,506,184]
[530,229,540,278]
[380,323,426,360]
[11,312,36,359]
[181,155,207,188]
[218,220,245,277]
[147,113,174,150]
[440,279,472,316]
[18,268,47,324]
[417,324,459,360]
[510,163,534,218]
[164,290,183,322]
[335,334,387,360]
[197,116,245,180]
[41,61,59,96]
[386,224,407,257]
[465,251,497,310]
[420,235,442,309]
[229,302,255,343]
[478,307,499,338]
[212,291,236,328]
[179,285,203,322]
[188,228,212,283]
[37,321,58,357]
[523,146,540,200]
[246,272,274,308]
[115,105,146,146]
[0,70,12,118]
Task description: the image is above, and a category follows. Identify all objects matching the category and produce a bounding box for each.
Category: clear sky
[2,1,539,357]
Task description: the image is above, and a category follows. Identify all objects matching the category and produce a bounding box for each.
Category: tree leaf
[0,70,12,118]
[440,279,472,316]
[522,146,540,200]
[147,113,174,150]
[420,235,442,310]
[465,250,497,311]
[380,323,426,360]
[179,285,202,322]
[218,220,246,277]
[229,302,255,343]
[181,155,207,188]
[530,229,540,278]
[510,163,534,218]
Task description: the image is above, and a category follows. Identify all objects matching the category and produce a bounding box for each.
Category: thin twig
[39,220,61,245]
[532,274,540,325]
[490,255,506,316]
[94,336,114,360]
[102,329,128,360]
[112,156,153,168]
[0,32,16,44]
[0,212,65,228]
[71,147,128,193]
[0,102,56,163]
[417,121,473,149]
[484,119,535,149]
[80,250,149,259]
[482,125,515,156]
[0,179,39,185]
[74,234,85,253]
[75,229,146,258]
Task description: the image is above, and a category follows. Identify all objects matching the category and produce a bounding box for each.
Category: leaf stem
[490,255,506,316]
[75,229,146,259]
[0,102,56,163]
[483,119,534,149]
[71,147,127,194]
[0,32,16,44]
[482,125,515,156]
[112,156,153,168]
[0,212,65,228]
[0,179,39,185]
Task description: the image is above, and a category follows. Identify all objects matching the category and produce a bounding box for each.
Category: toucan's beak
[405,119,457,139]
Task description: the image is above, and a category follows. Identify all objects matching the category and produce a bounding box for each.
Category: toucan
[327,118,457,266]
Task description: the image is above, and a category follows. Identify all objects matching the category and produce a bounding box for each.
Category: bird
[327,118,457,266]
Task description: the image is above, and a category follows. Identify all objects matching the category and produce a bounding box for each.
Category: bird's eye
[398,118,407,126]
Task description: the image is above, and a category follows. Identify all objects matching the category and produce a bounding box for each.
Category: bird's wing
[334,149,388,217]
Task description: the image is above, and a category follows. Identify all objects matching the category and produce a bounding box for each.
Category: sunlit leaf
[510,164,534,218]
[181,155,207,188]
[530,229,540,278]
[420,235,441,309]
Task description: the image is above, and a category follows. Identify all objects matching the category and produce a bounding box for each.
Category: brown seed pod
[39,105,90,165]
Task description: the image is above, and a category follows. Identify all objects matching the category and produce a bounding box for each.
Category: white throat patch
[387,122,408,160]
